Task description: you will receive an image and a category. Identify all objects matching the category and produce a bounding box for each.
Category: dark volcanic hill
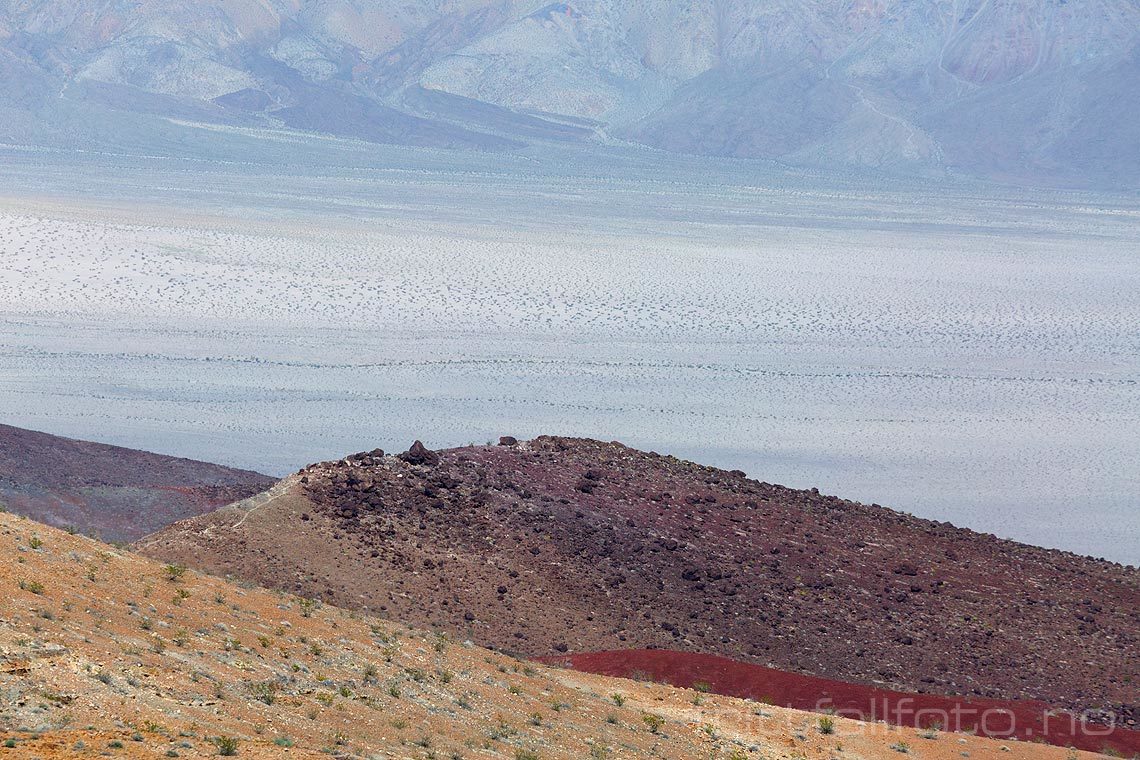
[135,436,1139,724]
[0,423,274,542]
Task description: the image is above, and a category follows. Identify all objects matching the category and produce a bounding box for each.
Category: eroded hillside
[2,510,1106,759]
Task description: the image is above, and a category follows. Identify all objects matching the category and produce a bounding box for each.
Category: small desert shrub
[515,750,539,760]
[641,713,665,734]
[819,716,836,735]
[215,736,239,755]
[28,536,43,550]
[610,693,625,706]
[18,580,44,595]
[692,681,711,693]
[890,740,911,753]
[250,681,278,705]
[273,737,293,747]
[163,564,187,582]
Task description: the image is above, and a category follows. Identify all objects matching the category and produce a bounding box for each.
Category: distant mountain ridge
[1,0,1137,187]
[0,423,273,542]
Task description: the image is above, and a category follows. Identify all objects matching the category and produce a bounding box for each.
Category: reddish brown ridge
[0,423,273,541]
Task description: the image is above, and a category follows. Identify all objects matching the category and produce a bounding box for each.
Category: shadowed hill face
[135,436,1140,726]
[4,509,1099,760]
[0,423,273,542]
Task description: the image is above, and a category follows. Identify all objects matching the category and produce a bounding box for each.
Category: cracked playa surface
[1,183,1138,563]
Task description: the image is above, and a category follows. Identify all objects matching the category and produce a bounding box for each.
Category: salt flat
[0,150,1136,562]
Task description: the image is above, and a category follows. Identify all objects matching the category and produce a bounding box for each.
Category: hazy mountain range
[1,0,1138,187]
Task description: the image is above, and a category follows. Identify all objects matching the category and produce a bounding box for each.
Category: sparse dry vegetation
[0,511,1125,760]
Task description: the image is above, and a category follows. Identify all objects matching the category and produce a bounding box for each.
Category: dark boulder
[400,441,440,466]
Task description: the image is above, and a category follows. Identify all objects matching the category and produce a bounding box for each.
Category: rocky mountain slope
[0,423,273,542]
[136,436,1140,727]
[3,508,1094,760]
[1,0,1137,186]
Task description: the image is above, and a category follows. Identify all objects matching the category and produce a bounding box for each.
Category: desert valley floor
[0,148,1137,563]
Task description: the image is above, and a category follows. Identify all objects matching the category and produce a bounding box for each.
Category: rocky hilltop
[136,436,1140,726]
[0,423,273,542]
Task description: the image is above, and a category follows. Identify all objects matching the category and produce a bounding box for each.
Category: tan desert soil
[0,510,1117,760]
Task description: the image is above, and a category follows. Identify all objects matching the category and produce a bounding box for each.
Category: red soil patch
[548,650,1140,756]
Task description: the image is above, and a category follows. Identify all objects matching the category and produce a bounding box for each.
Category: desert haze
[2,0,1139,187]
[0,1,1137,758]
